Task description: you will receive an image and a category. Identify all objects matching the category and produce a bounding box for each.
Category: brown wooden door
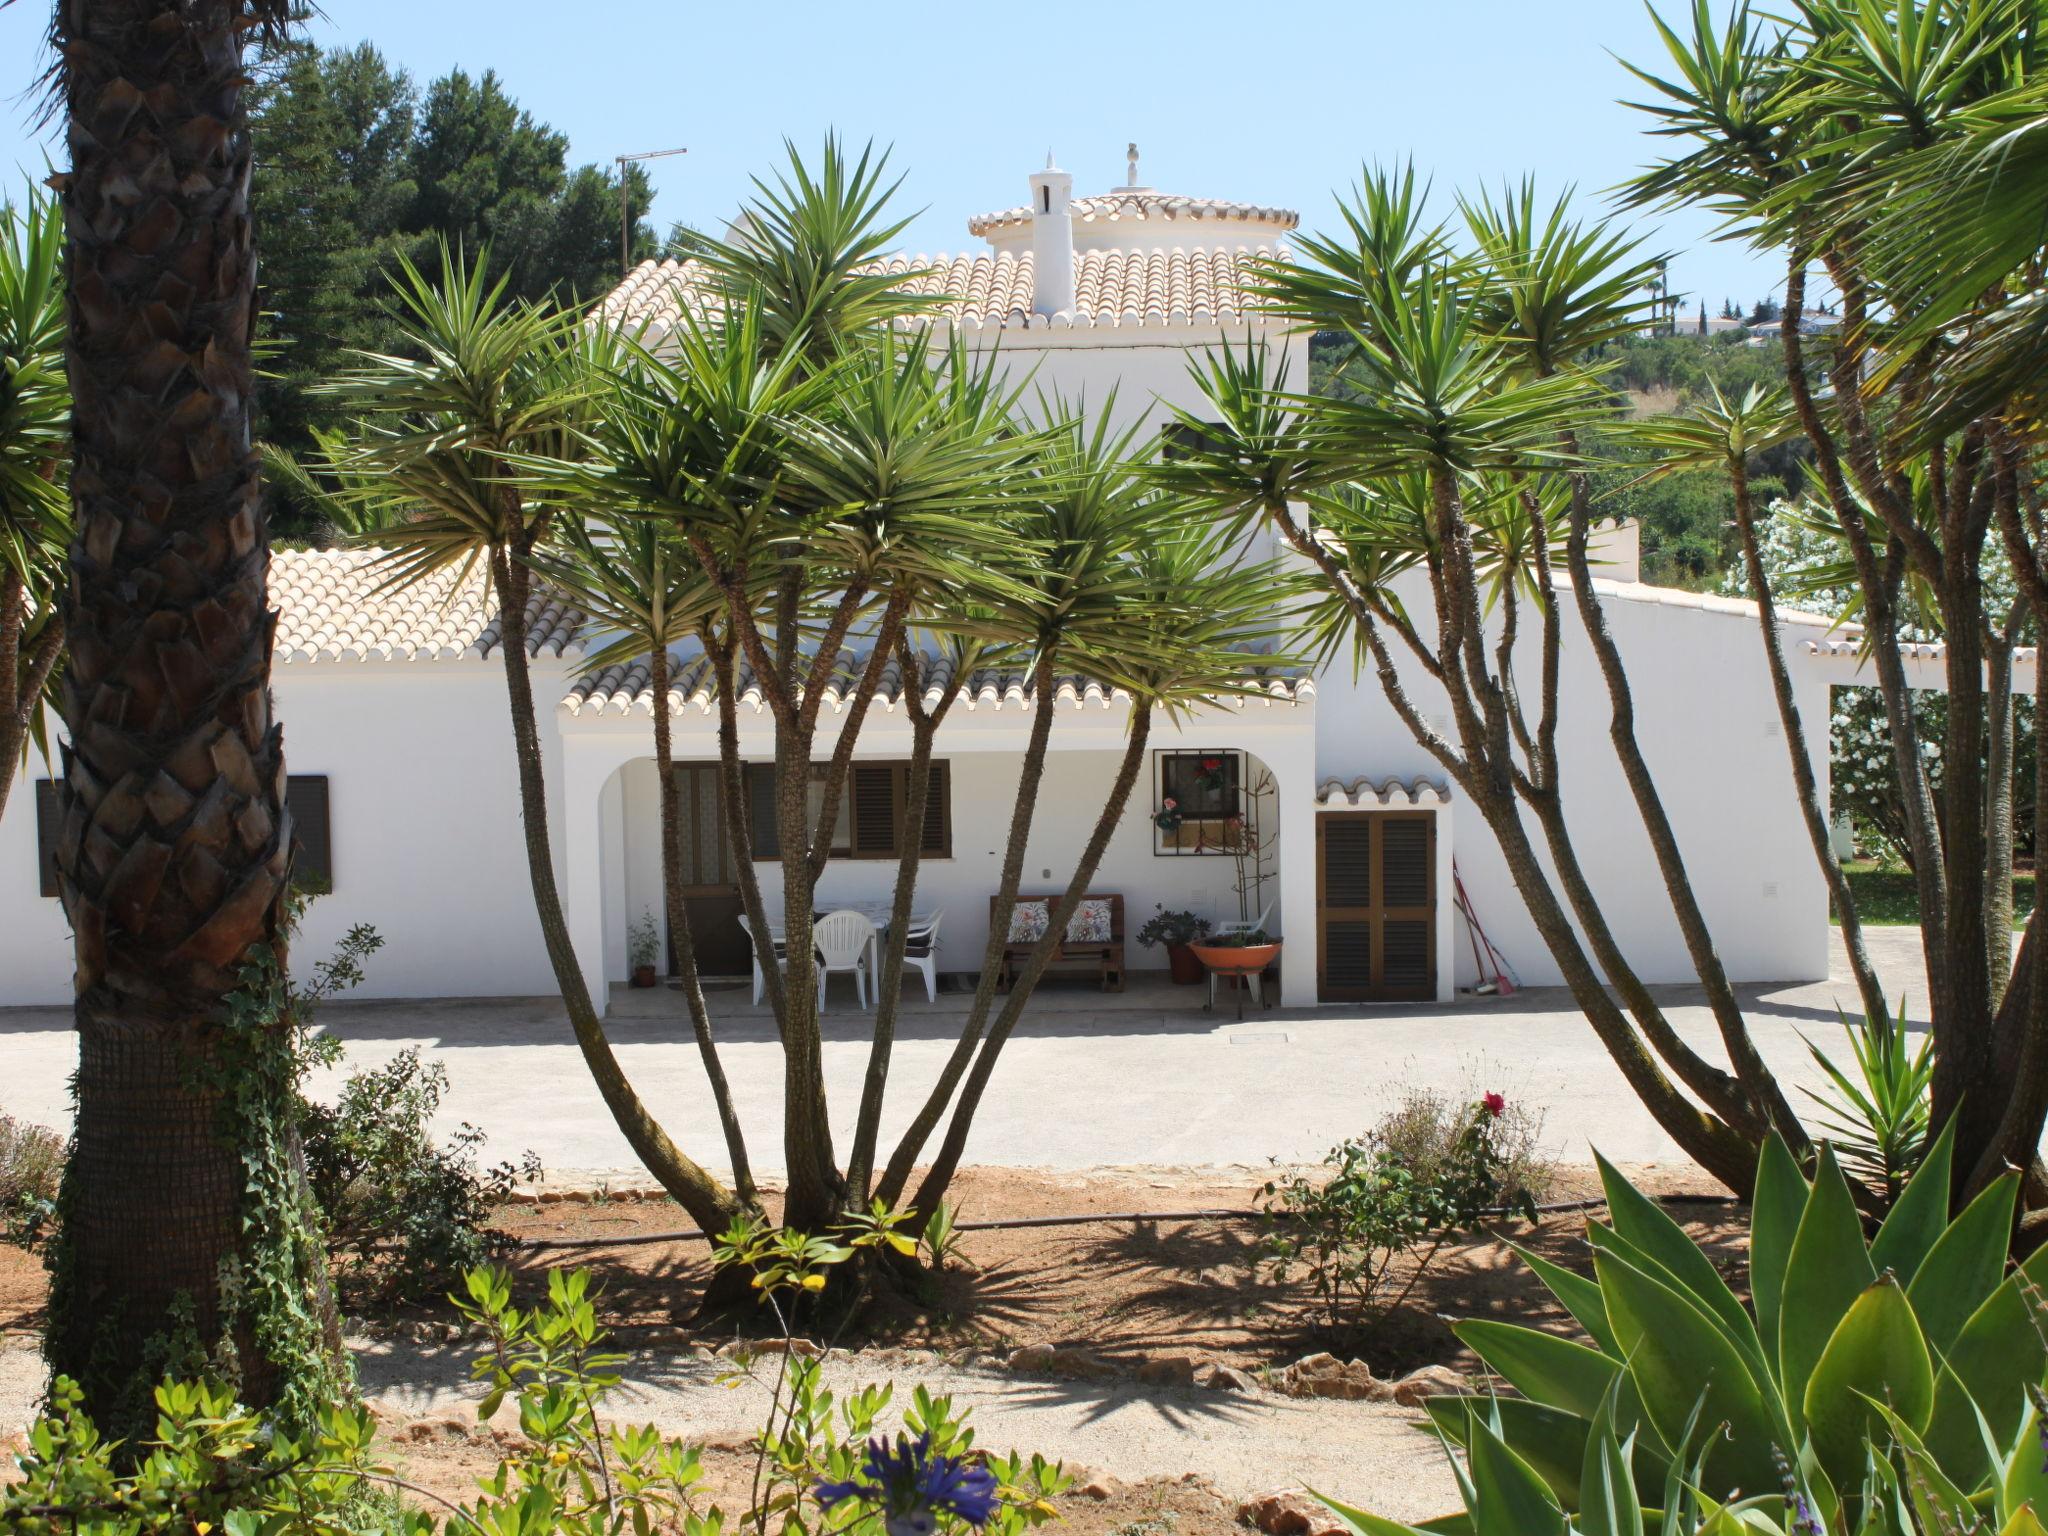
[670,764,750,976]
[1317,811,1436,1002]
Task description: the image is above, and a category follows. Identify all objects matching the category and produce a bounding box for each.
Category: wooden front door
[1317,811,1436,1002]
[669,764,750,977]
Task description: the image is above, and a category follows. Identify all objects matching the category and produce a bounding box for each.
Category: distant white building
[2,153,1938,1012]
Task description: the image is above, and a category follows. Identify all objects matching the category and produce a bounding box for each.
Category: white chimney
[1027,153,1075,318]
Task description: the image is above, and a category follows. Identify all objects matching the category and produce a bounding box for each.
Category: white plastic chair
[813,909,877,1010]
[898,910,944,1004]
[737,913,792,1007]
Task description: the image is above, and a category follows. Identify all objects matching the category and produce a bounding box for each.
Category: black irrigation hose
[508,1189,1744,1254]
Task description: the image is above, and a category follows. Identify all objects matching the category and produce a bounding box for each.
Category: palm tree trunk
[913,706,1156,1213]
[649,643,755,1204]
[1730,456,1890,1026]
[489,548,741,1234]
[43,0,337,1434]
[877,655,1059,1208]
[1984,612,2019,1006]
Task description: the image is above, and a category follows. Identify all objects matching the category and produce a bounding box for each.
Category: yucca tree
[1162,215,1781,1191]
[38,0,345,1435]
[553,288,1039,1233]
[531,512,756,1204]
[318,245,743,1235]
[906,509,1301,1218]
[1623,0,2048,1203]
[876,400,1243,1211]
[0,186,67,814]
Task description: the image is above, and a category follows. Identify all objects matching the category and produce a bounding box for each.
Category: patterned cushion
[1006,900,1050,944]
[1066,898,1113,945]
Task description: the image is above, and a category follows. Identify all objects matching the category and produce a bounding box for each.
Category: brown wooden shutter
[1315,811,1435,1002]
[287,775,333,893]
[1316,815,1374,1001]
[34,778,60,898]
[851,763,898,858]
[746,763,780,858]
[919,760,950,856]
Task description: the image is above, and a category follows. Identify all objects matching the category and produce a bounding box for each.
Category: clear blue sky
[0,1,1784,315]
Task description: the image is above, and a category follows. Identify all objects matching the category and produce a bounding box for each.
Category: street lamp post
[615,145,689,275]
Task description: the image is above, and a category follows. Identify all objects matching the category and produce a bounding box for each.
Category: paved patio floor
[0,928,1938,1184]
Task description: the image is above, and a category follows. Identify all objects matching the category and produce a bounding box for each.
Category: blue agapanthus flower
[815,1433,1001,1536]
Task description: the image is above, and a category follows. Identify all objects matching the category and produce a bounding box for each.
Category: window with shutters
[33,778,59,898]
[36,777,334,895]
[745,760,950,860]
[288,775,334,893]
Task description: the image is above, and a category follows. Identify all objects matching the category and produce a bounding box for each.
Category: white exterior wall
[1310,569,1838,990]
[0,656,575,1006]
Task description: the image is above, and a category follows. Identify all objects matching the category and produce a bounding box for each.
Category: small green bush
[0,1113,64,1251]
[303,1047,539,1305]
[1260,1092,1547,1337]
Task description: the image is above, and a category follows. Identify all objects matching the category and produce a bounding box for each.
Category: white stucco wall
[1310,571,1838,991]
[0,655,576,1007]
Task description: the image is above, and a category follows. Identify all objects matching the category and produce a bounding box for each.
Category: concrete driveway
[0,928,1934,1184]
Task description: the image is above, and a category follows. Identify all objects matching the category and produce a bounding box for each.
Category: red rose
[1482,1092,1506,1118]
[1199,756,1222,771]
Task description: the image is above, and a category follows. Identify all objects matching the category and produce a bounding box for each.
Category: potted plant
[1136,905,1210,984]
[628,909,661,989]
[1190,927,1284,977]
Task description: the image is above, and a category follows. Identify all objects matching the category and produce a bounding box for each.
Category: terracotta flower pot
[1166,942,1205,985]
[631,964,658,989]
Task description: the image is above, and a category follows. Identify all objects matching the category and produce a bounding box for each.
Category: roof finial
[1046,148,1056,170]
[1127,142,1140,188]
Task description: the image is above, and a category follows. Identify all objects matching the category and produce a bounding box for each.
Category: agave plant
[1801,1004,1934,1209]
[1337,1127,2048,1533]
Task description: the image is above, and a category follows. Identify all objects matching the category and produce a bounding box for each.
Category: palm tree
[319,246,742,1236]
[0,187,67,817]
[40,0,343,1435]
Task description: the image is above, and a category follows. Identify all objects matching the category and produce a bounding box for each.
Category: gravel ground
[0,1332,1457,1521]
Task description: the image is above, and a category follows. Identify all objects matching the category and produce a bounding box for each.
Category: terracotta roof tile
[270,547,585,664]
[561,649,1311,717]
[594,245,1287,333]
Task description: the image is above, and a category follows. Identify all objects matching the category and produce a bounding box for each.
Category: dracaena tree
[533,140,1298,1263]
[316,245,745,1237]
[1622,0,2048,1207]
[1160,182,1808,1194]
[0,187,67,812]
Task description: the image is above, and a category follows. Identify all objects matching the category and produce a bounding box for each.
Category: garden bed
[4,1162,1748,1378]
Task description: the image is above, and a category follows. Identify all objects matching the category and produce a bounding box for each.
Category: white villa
[0,152,1962,1012]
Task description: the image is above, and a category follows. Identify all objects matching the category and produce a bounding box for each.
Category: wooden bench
[992,893,1125,993]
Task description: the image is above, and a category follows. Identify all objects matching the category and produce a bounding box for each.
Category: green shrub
[0,1112,63,1250]
[6,1226,1067,1536]
[303,1047,540,1305]
[1259,1092,1547,1337]
[1333,1123,2048,1533]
